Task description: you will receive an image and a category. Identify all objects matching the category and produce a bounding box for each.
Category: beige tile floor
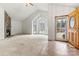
[1,35,79,56]
[0,35,48,56]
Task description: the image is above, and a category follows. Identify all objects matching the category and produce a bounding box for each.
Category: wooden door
[68,8,79,49]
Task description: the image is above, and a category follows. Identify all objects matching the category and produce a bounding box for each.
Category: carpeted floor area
[0,35,48,56]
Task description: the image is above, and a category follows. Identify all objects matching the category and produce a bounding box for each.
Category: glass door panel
[56,16,68,41]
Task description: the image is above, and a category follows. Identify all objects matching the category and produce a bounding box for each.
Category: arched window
[32,15,48,35]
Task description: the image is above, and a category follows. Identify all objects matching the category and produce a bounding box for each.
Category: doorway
[55,15,68,41]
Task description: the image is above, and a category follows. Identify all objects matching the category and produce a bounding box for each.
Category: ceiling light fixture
[25,3,33,7]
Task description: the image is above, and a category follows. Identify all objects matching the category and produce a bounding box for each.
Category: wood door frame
[55,15,68,41]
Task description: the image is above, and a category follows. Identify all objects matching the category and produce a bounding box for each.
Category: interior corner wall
[22,11,38,34]
[0,8,5,39]
[11,20,22,35]
[48,4,75,41]
[22,10,48,34]
[22,19,32,34]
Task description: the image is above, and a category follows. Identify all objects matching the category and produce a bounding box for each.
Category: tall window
[32,15,48,35]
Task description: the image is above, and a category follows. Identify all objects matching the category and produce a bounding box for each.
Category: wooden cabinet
[68,8,79,48]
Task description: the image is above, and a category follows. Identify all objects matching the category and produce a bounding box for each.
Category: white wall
[22,10,48,34]
[22,11,38,34]
[11,20,22,35]
[48,4,75,40]
[0,7,5,39]
[11,10,48,35]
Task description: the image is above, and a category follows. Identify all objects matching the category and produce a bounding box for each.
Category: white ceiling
[52,3,79,8]
[0,3,79,21]
[0,3,48,21]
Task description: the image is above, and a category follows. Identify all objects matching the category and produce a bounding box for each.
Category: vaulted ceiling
[0,3,48,21]
[0,3,79,21]
[52,3,79,8]
[50,3,79,15]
